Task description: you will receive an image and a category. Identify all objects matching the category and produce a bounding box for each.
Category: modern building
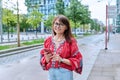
[116,0,120,33]
[25,0,70,19]
[25,0,70,33]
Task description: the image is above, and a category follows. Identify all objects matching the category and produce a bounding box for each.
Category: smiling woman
[40,15,83,80]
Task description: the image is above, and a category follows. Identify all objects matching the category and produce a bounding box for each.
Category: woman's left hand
[51,54,62,62]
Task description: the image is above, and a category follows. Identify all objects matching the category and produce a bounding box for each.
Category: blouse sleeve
[68,39,83,74]
[40,36,52,70]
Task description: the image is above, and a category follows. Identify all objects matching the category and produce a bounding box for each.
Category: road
[0,34,105,80]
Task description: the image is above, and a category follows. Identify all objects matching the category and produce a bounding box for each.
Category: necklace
[54,36,65,49]
[54,36,65,42]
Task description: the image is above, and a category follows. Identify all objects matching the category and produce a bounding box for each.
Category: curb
[0,44,43,55]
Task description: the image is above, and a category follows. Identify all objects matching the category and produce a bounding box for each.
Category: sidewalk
[87,33,120,80]
[0,34,105,80]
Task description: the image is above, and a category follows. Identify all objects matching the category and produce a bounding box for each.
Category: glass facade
[116,0,120,25]
[116,0,120,33]
[26,0,70,19]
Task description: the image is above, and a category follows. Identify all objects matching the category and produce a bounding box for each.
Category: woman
[40,15,83,80]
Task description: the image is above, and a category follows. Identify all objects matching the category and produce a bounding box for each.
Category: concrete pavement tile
[89,71,102,76]
[102,67,114,72]
[114,67,120,80]
[88,46,120,80]
[92,67,103,72]
[88,75,114,80]
[102,71,115,76]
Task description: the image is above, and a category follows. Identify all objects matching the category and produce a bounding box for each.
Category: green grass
[22,38,44,45]
[0,38,44,50]
[0,45,17,50]
[83,33,91,36]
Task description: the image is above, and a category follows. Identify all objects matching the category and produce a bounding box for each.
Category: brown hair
[52,15,73,43]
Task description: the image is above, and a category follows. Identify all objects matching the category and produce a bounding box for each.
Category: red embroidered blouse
[40,36,83,74]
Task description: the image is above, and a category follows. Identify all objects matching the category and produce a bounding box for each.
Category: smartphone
[44,48,52,54]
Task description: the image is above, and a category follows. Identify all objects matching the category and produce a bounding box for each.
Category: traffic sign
[108,5,117,18]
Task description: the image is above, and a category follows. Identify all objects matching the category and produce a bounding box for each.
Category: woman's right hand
[44,52,52,63]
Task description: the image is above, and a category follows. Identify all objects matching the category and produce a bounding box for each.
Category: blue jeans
[48,68,73,80]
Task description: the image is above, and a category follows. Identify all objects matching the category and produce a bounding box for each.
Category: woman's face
[53,19,67,34]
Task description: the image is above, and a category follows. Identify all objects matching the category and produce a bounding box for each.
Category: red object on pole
[105,5,108,50]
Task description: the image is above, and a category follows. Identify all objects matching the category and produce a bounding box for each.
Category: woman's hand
[51,54,62,62]
[51,54,71,65]
[44,52,52,63]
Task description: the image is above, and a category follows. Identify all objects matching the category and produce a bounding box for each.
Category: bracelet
[60,58,64,63]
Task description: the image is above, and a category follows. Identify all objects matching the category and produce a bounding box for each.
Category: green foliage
[65,0,85,35]
[90,19,94,30]
[2,8,17,34]
[80,6,91,25]
[26,9,43,29]
[55,0,65,15]
[83,33,91,36]
[22,39,44,45]
[65,0,91,32]
[20,15,31,32]
[70,20,74,28]
[66,0,82,23]
[9,27,15,33]
[2,8,17,27]
[44,15,54,29]
[90,19,101,32]
[0,45,17,50]
[70,20,81,29]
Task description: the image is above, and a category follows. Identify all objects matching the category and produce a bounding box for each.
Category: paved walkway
[87,33,120,80]
[2,33,119,80]
[0,34,104,80]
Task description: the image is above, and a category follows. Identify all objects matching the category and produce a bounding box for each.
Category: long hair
[52,15,74,43]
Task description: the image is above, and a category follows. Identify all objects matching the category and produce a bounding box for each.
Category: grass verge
[0,38,44,50]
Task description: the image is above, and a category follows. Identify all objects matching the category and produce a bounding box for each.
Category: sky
[2,0,27,14]
[81,0,116,24]
[3,0,116,24]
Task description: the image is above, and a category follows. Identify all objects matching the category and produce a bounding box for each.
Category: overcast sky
[2,0,27,14]
[81,0,116,24]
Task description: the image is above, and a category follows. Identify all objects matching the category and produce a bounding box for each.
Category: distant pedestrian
[40,15,83,80]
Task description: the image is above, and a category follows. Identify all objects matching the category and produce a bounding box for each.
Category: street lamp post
[105,5,108,50]
[107,1,111,42]
[105,0,113,50]
[98,0,113,50]
[0,0,3,43]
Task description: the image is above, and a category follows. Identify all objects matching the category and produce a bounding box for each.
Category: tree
[80,6,91,32]
[65,0,91,35]
[2,8,17,41]
[65,0,84,35]
[90,19,101,33]
[90,19,95,31]
[27,9,43,37]
[44,15,54,33]
[20,14,30,34]
[55,0,65,15]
